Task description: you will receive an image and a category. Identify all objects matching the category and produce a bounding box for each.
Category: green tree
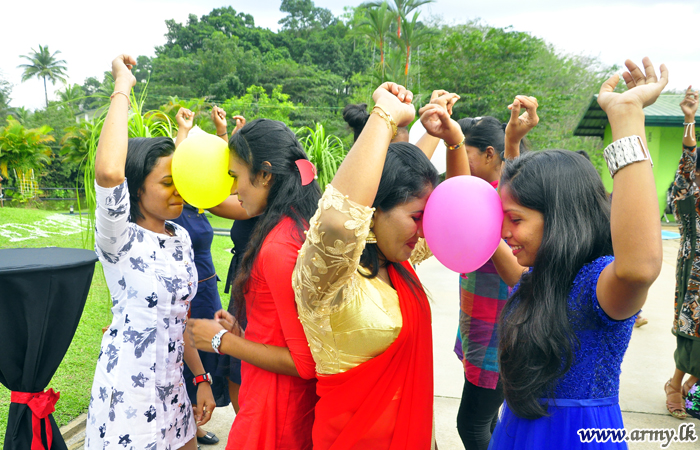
[365,0,434,38]
[355,2,394,81]
[221,85,297,124]
[60,120,99,167]
[57,83,85,115]
[0,72,11,119]
[420,22,613,159]
[18,45,68,107]
[279,0,335,36]
[0,116,54,179]
[393,11,436,86]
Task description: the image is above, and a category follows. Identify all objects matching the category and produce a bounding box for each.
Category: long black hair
[124,137,176,222]
[457,116,529,161]
[498,150,613,419]
[229,119,322,321]
[359,142,439,290]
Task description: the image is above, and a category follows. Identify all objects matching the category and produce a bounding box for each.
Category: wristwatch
[192,373,212,386]
[211,329,229,355]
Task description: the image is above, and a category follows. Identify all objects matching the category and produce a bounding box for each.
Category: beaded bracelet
[110,91,131,109]
[370,105,398,139]
[445,136,465,151]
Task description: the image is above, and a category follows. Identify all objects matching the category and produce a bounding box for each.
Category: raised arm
[504,95,539,160]
[672,86,699,201]
[418,103,468,179]
[596,57,667,320]
[174,107,194,148]
[211,106,232,142]
[94,55,136,188]
[681,86,698,149]
[332,82,415,206]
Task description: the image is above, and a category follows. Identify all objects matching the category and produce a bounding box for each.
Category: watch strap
[192,373,212,386]
[211,329,229,355]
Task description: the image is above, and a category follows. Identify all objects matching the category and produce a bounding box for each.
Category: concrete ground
[63,231,699,449]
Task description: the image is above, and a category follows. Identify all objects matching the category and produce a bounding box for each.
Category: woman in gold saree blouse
[293,82,467,450]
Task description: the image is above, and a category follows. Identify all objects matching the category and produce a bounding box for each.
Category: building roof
[574,94,700,138]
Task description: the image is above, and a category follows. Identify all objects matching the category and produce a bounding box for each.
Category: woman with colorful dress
[666,85,700,419]
[87,54,215,450]
[187,118,321,450]
[486,57,665,448]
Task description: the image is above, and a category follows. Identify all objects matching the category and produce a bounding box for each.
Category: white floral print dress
[86,179,198,450]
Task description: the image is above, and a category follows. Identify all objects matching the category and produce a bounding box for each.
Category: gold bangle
[110,91,131,109]
[371,105,398,139]
[445,136,465,151]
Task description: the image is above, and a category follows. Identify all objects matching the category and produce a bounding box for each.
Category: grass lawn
[0,207,234,446]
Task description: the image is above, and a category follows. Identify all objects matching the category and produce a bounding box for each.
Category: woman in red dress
[188,119,321,449]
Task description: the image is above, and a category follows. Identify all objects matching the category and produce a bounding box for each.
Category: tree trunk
[405,45,411,85]
[43,76,48,108]
[380,40,385,82]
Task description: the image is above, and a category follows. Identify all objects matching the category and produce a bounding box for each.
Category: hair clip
[295,159,317,186]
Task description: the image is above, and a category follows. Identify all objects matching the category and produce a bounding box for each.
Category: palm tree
[355,2,394,82]
[0,115,54,179]
[57,83,85,114]
[18,45,68,107]
[394,11,436,86]
[365,0,434,38]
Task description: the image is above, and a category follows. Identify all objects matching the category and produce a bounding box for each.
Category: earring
[366,230,377,244]
[366,218,377,244]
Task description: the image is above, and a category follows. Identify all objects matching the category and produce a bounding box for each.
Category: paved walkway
[64,231,699,449]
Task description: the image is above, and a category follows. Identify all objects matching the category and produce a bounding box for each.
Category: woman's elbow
[615,257,662,287]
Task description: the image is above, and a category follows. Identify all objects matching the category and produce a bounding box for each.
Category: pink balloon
[423,176,503,273]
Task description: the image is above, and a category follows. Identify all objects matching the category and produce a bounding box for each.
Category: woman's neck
[136,217,170,235]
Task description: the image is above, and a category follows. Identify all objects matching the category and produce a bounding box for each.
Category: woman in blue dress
[486,58,666,448]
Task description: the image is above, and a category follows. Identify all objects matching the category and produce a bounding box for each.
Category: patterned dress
[671,144,700,341]
[86,180,198,450]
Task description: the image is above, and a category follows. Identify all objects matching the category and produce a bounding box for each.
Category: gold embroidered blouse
[293,184,431,375]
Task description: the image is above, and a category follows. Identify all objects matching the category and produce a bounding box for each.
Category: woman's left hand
[186,318,225,353]
[193,383,216,426]
[598,57,668,115]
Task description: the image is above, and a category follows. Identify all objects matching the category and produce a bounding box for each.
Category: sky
[3,0,699,110]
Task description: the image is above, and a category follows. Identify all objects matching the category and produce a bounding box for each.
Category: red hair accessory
[295,159,317,186]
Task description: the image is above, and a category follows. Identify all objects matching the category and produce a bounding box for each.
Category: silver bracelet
[603,135,652,178]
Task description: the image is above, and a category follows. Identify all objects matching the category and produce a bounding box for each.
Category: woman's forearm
[219,333,300,377]
[95,80,131,187]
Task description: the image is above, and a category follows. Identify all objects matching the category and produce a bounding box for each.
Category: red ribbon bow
[11,389,60,450]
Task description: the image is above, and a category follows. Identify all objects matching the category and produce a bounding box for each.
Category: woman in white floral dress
[86,54,215,450]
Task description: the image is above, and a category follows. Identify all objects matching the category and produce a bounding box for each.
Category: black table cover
[0,248,97,450]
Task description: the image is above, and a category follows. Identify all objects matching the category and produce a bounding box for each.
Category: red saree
[313,261,434,450]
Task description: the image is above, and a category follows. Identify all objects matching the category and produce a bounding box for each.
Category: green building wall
[601,125,684,216]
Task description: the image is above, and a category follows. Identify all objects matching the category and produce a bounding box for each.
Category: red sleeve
[260,233,317,380]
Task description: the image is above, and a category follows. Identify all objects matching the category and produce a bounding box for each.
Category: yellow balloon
[171,133,233,209]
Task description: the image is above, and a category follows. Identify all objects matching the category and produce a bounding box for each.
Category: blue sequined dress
[489,256,636,449]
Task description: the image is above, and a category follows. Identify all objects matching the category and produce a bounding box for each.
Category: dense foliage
[4,0,613,191]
